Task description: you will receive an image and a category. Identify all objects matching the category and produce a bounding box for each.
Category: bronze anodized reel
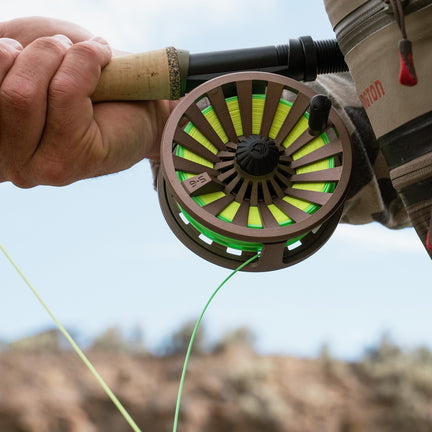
[158,72,352,271]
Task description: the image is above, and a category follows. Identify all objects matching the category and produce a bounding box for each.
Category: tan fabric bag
[324,0,432,256]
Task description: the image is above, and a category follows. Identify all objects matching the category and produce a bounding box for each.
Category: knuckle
[0,77,37,111]
[49,73,75,100]
[32,157,73,186]
[0,41,20,64]
[0,49,15,67]
[69,41,109,72]
[72,41,101,59]
[8,156,74,187]
[7,167,35,189]
[31,36,70,55]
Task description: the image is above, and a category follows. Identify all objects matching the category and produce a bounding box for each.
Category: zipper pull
[386,0,418,87]
[398,38,418,86]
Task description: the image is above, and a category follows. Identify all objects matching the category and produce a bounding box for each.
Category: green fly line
[172,252,259,432]
[174,94,336,252]
[0,243,142,432]
[0,242,259,432]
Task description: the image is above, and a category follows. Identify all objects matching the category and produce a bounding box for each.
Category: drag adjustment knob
[236,135,280,176]
[308,94,331,136]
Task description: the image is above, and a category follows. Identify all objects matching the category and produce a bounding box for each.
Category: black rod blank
[186,36,348,92]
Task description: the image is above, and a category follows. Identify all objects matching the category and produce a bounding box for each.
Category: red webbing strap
[427,210,432,251]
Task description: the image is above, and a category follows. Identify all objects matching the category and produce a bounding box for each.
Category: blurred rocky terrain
[2,327,432,432]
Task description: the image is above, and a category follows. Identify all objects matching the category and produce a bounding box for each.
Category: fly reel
[158,72,352,271]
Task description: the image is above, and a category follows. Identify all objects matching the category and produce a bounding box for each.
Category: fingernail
[90,36,109,46]
[52,34,73,48]
[0,38,23,51]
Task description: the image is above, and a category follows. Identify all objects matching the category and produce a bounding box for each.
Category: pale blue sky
[0,0,430,360]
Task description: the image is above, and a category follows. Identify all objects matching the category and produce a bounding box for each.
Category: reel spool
[158,72,352,271]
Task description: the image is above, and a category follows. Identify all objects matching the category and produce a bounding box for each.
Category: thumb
[0,17,93,46]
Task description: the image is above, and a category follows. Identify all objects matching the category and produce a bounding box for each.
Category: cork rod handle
[91,47,189,102]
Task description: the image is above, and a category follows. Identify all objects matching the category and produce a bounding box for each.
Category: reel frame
[159,72,352,271]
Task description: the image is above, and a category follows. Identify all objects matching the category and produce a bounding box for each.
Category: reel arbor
[158,72,352,271]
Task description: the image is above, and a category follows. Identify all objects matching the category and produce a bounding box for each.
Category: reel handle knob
[308,94,331,136]
[91,48,189,101]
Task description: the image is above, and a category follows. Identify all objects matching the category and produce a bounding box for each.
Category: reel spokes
[159,72,352,271]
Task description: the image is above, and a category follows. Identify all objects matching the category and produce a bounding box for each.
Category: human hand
[0,17,172,187]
